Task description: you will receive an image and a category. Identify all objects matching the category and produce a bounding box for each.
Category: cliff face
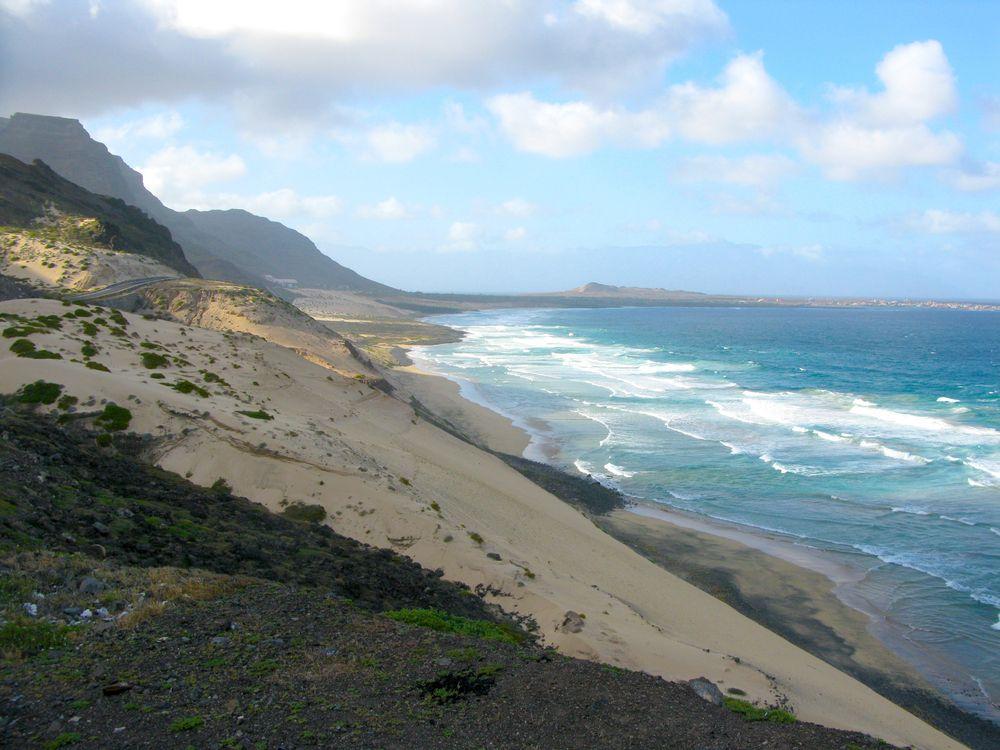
[0,154,199,277]
[0,114,154,213]
[0,113,400,295]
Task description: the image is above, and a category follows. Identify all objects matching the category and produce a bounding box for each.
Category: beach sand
[0,298,970,750]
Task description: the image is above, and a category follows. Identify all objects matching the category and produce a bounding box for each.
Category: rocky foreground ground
[1,400,902,749]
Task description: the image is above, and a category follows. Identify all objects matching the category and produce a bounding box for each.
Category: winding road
[67,275,178,302]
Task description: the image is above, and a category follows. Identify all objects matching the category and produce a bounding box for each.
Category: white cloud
[487,93,670,157]
[446,221,480,251]
[357,197,413,220]
[673,153,796,187]
[140,145,246,198]
[800,41,962,180]
[800,122,961,181]
[93,111,185,148]
[947,161,1000,192]
[496,198,537,217]
[363,122,435,163]
[505,226,527,241]
[488,52,795,156]
[140,145,341,217]
[104,0,727,113]
[911,210,1000,234]
[829,40,956,127]
[235,188,342,219]
[572,0,727,35]
[667,52,800,144]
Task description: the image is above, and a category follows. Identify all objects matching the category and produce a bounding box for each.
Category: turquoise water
[413,306,1000,720]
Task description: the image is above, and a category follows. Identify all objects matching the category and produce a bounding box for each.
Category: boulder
[560,611,585,633]
[687,677,724,706]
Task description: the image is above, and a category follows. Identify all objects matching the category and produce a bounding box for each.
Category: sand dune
[0,297,965,750]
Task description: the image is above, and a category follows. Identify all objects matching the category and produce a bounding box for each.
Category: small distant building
[263,275,299,287]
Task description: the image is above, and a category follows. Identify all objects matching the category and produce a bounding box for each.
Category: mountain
[0,153,199,277]
[0,113,397,294]
[180,208,396,294]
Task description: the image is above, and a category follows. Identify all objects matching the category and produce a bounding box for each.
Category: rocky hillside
[0,403,900,750]
[179,209,396,294]
[0,154,197,277]
[0,113,398,294]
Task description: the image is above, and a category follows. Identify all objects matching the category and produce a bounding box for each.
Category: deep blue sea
[413,306,1000,720]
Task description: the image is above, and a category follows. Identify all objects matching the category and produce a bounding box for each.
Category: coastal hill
[0,113,397,295]
[552,282,710,300]
[0,154,198,278]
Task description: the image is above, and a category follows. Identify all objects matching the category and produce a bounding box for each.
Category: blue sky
[2,0,998,298]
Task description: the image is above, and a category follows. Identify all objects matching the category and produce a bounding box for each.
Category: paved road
[68,275,178,302]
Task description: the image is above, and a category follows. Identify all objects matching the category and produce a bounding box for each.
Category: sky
[1,0,998,298]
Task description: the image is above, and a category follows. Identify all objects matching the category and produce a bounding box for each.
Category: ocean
[411,305,1000,721]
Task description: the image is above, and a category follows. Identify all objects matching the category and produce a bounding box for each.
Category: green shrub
[95,403,132,432]
[3,325,44,338]
[169,716,204,733]
[57,394,79,411]
[467,531,484,545]
[168,380,209,397]
[10,339,61,359]
[16,380,63,405]
[237,409,273,420]
[282,502,327,524]
[44,732,82,749]
[85,361,110,372]
[723,697,796,724]
[385,608,523,644]
[95,434,112,447]
[140,352,169,369]
[80,343,98,357]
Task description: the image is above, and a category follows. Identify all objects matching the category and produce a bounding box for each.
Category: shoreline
[396,345,998,748]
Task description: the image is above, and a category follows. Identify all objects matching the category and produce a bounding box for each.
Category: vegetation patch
[0,618,73,657]
[418,669,497,704]
[237,409,273,420]
[140,351,170,369]
[94,403,132,432]
[385,608,524,644]
[168,716,204,733]
[44,732,82,750]
[85,361,110,372]
[16,380,63,405]
[3,325,46,338]
[168,380,210,398]
[723,697,797,724]
[10,338,62,359]
[281,502,327,524]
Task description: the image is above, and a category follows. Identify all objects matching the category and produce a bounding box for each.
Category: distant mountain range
[0,113,396,295]
[0,153,198,277]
